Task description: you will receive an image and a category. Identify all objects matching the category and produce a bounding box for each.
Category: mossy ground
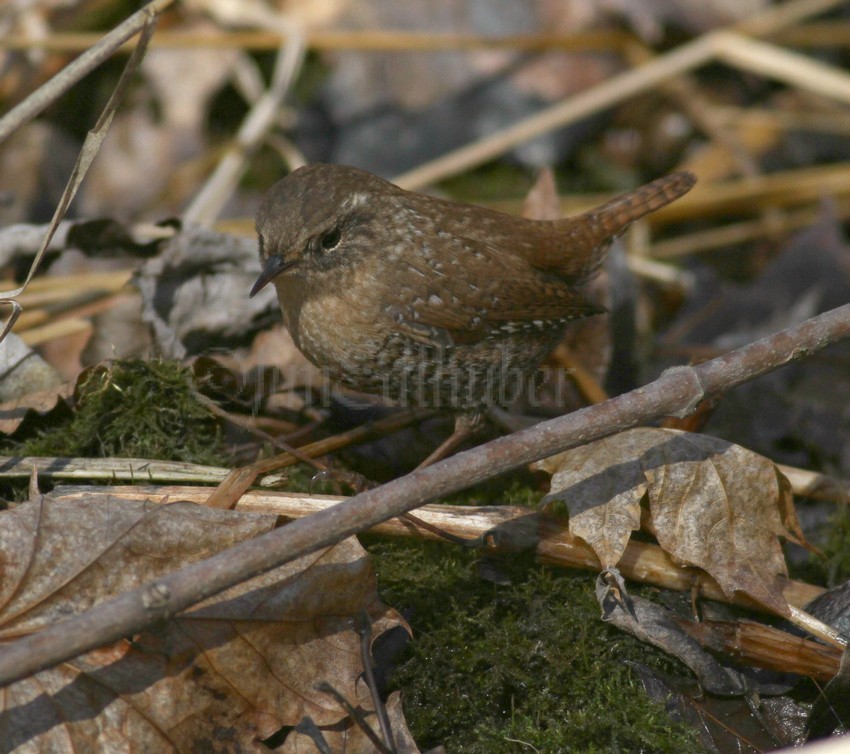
[6,359,224,466]
[365,537,705,753]
[5,357,844,748]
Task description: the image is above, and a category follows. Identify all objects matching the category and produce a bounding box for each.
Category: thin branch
[0,409,431,490]
[483,162,850,225]
[0,6,162,343]
[735,0,845,36]
[0,0,176,145]
[651,202,850,259]
[356,611,396,753]
[0,303,848,686]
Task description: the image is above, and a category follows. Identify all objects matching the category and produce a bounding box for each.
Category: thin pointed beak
[249,254,296,298]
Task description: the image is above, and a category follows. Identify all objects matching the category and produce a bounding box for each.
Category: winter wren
[252,164,695,463]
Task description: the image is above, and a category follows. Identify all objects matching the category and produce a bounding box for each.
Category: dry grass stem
[652,202,850,259]
[51,484,827,614]
[0,456,290,486]
[0,6,161,342]
[0,29,633,54]
[393,2,850,190]
[182,10,306,225]
[0,0,176,144]
[19,317,91,346]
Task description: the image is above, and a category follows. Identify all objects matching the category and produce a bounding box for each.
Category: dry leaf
[0,332,71,434]
[539,428,806,614]
[136,224,268,359]
[595,570,745,695]
[0,331,64,399]
[0,494,408,752]
[280,688,420,753]
[630,661,799,752]
[0,385,72,435]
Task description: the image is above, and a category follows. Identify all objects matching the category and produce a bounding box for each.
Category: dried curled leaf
[595,569,745,695]
[538,428,807,615]
[135,224,268,359]
[280,688,420,753]
[0,494,408,752]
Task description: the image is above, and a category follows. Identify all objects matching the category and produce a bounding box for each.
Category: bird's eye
[319,226,342,250]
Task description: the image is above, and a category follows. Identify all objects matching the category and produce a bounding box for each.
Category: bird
[251,163,695,466]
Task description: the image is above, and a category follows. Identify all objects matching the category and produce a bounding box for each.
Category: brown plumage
[252,164,695,464]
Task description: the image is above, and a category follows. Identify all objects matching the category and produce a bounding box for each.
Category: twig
[623,36,794,261]
[2,1,839,55]
[0,303,848,686]
[199,408,432,509]
[14,273,132,308]
[624,40,762,180]
[0,6,162,343]
[778,464,850,505]
[229,407,433,475]
[18,317,91,346]
[315,683,392,754]
[678,617,842,682]
[0,409,431,490]
[0,0,176,145]
[549,344,609,405]
[712,30,850,105]
[638,162,850,224]
[16,287,128,332]
[735,0,845,37]
[192,392,325,471]
[355,612,396,753]
[711,105,850,136]
[485,162,850,223]
[773,21,850,47]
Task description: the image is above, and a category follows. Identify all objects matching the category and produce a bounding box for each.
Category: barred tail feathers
[536,171,696,281]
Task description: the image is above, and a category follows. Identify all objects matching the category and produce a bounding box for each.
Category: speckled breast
[334,326,567,411]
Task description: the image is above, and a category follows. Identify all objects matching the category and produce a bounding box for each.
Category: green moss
[794,502,850,587]
[16,359,223,465]
[366,538,705,753]
[822,503,850,586]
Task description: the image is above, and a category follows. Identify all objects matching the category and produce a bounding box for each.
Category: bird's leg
[399,412,488,548]
[312,414,487,546]
[415,411,485,470]
[308,410,481,492]
[310,467,378,494]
